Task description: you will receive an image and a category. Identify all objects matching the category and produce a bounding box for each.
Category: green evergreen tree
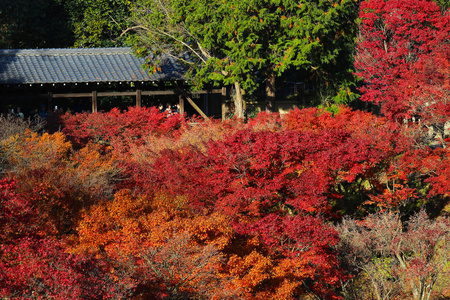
[0,0,74,48]
[129,0,359,116]
[64,0,133,47]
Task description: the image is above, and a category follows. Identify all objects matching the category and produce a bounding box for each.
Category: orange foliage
[73,189,333,299]
[74,189,234,256]
[1,130,71,171]
[71,190,239,298]
[2,131,118,235]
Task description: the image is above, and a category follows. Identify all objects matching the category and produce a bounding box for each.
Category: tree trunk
[234,81,244,119]
[266,73,275,112]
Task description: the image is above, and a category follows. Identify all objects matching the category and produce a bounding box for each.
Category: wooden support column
[179,94,185,115]
[92,90,98,113]
[221,87,227,120]
[136,89,142,107]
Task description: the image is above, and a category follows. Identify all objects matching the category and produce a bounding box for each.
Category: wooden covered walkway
[0,48,228,119]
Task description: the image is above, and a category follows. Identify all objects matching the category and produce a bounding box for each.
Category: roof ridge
[0,47,134,56]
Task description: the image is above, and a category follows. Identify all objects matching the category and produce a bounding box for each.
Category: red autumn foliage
[0,180,127,299]
[129,110,410,297]
[62,106,185,151]
[0,237,125,300]
[0,179,53,241]
[355,0,450,121]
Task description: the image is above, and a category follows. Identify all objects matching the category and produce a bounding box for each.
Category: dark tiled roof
[0,47,185,84]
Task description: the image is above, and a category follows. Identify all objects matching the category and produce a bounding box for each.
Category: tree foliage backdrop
[1,0,450,299]
[129,0,360,116]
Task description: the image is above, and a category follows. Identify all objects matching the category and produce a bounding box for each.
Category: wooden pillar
[92,90,97,113]
[136,89,142,108]
[179,94,185,116]
[221,87,227,120]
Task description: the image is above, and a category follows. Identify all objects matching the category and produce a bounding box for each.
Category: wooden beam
[141,90,176,96]
[185,94,208,120]
[98,91,136,97]
[175,85,208,120]
[53,93,92,98]
[1,88,225,101]
[192,89,223,94]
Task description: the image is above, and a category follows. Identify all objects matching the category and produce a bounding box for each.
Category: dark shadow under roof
[0,47,185,85]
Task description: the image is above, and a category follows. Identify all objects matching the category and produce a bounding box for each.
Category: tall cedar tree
[130,0,359,117]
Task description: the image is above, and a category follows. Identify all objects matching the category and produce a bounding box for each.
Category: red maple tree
[355,0,450,123]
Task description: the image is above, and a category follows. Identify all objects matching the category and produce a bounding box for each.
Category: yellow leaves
[70,143,119,196]
[227,251,272,288]
[110,189,152,218]
[0,133,22,163]
[273,279,298,300]
[151,191,189,213]
[241,251,272,286]
[189,212,234,250]
[2,130,71,172]
[26,131,71,155]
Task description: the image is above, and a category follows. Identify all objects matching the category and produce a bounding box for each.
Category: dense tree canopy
[130,0,360,117]
[63,0,133,47]
[2,0,450,299]
[0,0,74,48]
[0,0,132,49]
[355,0,450,122]
[1,99,450,298]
